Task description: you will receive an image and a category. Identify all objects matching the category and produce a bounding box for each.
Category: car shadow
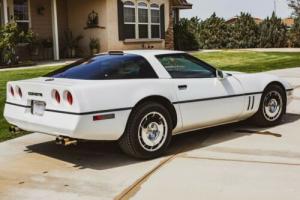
[25,113,300,171]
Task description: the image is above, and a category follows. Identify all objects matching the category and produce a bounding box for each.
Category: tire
[252,84,286,127]
[119,102,173,159]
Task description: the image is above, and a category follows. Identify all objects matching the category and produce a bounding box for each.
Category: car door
[156,53,245,132]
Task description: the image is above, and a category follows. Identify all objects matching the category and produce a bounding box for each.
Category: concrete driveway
[1,68,300,200]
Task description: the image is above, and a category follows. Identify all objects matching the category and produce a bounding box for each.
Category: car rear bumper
[4,103,131,141]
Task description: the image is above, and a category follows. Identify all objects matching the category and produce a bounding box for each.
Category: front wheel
[119,102,173,159]
[252,84,286,127]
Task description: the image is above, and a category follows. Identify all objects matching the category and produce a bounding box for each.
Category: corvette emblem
[28,92,43,97]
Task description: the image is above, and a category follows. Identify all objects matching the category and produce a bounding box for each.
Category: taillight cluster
[52,90,73,105]
[54,90,60,103]
[9,85,23,98]
[66,91,73,105]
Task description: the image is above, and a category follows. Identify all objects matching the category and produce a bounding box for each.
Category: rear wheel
[252,84,286,127]
[119,102,173,159]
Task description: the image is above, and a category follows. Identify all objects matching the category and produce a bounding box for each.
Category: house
[282,17,295,29]
[0,0,192,60]
[226,17,263,25]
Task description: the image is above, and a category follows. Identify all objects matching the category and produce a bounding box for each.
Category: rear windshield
[45,54,158,80]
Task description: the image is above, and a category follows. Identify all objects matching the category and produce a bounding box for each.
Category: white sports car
[4,50,293,159]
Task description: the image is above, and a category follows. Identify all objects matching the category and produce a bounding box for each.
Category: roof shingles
[172,0,193,9]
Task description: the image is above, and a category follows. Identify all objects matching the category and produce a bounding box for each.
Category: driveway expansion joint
[114,154,177,200]
[178,155,300,166]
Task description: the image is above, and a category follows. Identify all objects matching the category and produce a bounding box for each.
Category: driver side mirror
[216,70,229,80]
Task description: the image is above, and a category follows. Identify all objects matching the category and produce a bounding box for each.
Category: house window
[122,1,161,40]
[14,0,30,32]
[124,1,136,39]
[150,4,160,38]
[138,2,148,38]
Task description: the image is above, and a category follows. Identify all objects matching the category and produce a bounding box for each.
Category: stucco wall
[67,0,108,55]
[10,0,171,58]
[106,0,169,51]
[30,0,68,58]
[30,0,52,38]
[57,0,68,54]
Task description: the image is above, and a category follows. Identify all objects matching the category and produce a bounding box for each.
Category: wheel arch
[262,81,288,114]
[131,95,178,129]
[264,81,287,100]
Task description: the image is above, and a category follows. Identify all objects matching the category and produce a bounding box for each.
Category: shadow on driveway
[25,113,300,171]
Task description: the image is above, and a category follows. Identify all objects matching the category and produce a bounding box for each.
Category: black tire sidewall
[255,85,286,126]
[126,102,173,159]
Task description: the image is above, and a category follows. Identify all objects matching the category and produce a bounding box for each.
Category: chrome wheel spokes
[263,91,283,121]
[138,112,168,152]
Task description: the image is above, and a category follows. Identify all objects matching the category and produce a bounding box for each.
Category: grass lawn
[0,51,300,142]
[193,51,300,73]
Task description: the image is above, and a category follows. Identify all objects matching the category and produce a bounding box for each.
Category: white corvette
[4,50,293,159]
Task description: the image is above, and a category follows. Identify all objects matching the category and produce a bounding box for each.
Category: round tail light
[54,90,60,103]
[17,87,22,98]
[66,91,73,105]
[9,85,14,96]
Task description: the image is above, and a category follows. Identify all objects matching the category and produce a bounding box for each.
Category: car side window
[45,54,158,80]
[156,54,216,78]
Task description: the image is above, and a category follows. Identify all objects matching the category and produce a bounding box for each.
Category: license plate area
[31,101,46,116]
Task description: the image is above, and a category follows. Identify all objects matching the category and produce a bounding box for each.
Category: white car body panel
[172,76,245,132]
[4,50,293,141]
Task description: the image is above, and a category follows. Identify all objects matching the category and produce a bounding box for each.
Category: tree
[258,12,288,48]
[289,17,300,47]
[174,17,200,50]
[288,0,300,17]
[231,12,259,48]
[287,0,300,47]
[198,13,230,49]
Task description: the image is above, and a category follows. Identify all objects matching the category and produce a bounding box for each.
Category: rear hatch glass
[44,54,158,80]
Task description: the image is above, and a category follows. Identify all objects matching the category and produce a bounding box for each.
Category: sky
[181,0,293,20]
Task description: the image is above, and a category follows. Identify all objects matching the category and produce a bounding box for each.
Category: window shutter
[117,0,125,40]
[160,4,165,39]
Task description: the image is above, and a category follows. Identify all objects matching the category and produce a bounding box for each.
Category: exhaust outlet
[55,136,64,145]
[56,136,77,146]
[63,138,78,146]
[9,126,23,134]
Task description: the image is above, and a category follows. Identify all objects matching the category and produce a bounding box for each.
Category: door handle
[178,85,188,90]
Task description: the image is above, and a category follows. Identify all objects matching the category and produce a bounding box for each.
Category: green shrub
[198,13,230,49]
[174,18,200,50]
[0,23,34,65]
[289,17,300,47]
[231,12,259,48]
[258,12,288,48]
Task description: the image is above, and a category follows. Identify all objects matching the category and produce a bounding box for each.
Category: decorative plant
[26,31,42,56]
[42,38,53,48]
[64,30,83,58]
[89,38,100,55]
[0,23,29,65]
